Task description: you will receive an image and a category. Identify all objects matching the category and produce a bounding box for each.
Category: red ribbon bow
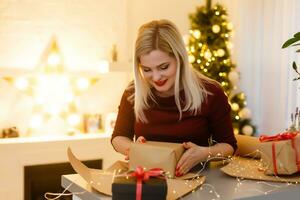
[259,131,299,142]
[259,131,300,175]
[130,166,164,200]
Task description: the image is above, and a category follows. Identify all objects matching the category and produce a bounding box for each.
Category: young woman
[111,19,237,176]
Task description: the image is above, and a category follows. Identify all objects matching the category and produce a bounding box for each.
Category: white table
[61,163,300,200]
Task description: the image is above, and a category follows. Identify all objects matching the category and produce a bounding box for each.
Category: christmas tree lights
[187,0,256,136]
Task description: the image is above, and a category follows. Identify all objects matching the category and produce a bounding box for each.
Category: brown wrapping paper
[67,147,205,200]
[259,135,300,175]
[221,156,300,183]
[129,141,185,178]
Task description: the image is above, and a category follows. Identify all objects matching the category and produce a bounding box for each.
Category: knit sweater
[112,81,237,150]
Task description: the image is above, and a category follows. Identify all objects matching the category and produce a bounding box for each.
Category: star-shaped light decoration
[4,36,109,136]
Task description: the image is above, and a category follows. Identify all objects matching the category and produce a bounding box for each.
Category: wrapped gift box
[259,132,300,175]
[112,176,167,200]
[68,147,205,200]
[129,141,184,178]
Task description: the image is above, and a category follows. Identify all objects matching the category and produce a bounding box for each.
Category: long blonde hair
[131,19,213,123]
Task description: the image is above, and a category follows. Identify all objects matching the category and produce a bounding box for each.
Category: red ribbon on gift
[259,131,300,175]
[130,166,164,200]
[259,131,298,142]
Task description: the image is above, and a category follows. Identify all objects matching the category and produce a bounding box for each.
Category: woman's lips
[154,80,167,87]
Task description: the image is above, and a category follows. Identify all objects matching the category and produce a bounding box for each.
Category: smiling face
[139,49,177,97]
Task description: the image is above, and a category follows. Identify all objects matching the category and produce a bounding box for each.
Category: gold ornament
[242,125,253,136]
[239,107,252,119]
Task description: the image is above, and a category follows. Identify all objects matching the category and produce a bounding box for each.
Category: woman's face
[140,49,177,97]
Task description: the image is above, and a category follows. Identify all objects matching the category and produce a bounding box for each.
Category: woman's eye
[160,64,169,70]
[142,68,151,72]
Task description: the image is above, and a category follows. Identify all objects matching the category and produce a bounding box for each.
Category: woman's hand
[136,136,146,143]
[124,136,147,160]
[175,142,209,176]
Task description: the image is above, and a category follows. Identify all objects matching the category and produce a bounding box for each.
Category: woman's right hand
[125,136,146,160]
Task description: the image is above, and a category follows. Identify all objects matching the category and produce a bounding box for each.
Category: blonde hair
[131,19,213,123]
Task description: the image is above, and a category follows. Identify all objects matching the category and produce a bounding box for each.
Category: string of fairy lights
[186,2,256,136]
[46,148,298,200]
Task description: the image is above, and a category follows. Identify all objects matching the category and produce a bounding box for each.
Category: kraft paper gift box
[67,147,205,200]
[112,176,167,200]
[259,132,300,175]
[129,141,185,178]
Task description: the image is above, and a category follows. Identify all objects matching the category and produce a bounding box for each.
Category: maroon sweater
[112,81,237,150]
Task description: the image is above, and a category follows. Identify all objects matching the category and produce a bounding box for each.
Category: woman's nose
[152,71,161,81]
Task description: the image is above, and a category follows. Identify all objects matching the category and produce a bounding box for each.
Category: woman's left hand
[175,142,209,176]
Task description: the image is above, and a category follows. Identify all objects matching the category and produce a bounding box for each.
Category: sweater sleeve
[111,89,135,141]
[207,84,237,151]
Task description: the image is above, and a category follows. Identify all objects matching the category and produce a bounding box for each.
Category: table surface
[62,163,300,200]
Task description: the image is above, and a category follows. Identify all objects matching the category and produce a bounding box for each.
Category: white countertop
[0,133,111,144]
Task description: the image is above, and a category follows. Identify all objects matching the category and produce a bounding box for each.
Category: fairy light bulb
[217,49,225,57]
[204,50,212,59]
[14,77,29,90]
[239,93,245,100]
[47,52,61,67]
[190,46,195,53]
[65,92,74,103]
[67,114,81,126]
[227,22,234,30]
[226,41,234,49]
[188,55,195,63]
[30,114,44,129]
[76,77,90,90]
[212,25,221,33]
[98,60,109,73]
[231,103,240,111]
[192,30,201,39]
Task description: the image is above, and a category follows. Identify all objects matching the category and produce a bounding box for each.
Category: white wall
[127,0,201,61]
[0,0,128,70]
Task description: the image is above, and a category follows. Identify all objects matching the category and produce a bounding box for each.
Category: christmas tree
[187,0,256,136]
